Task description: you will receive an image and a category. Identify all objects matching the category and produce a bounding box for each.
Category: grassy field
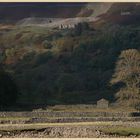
[0,121,140,137]
[0,25,59,54]
[101,127,140,136]
[0,117,30,121]
[47,105,136,112]
[0,122,113,131]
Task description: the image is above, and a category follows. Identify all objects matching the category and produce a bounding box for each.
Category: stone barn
[97,98,109,109]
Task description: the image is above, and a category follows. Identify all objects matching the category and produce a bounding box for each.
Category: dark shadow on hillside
[0,64,20,111]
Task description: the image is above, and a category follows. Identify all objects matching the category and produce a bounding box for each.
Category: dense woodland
[0,3,140,109]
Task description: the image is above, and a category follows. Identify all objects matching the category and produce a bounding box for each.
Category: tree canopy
[110,49,140,108]
[0,65,19,107]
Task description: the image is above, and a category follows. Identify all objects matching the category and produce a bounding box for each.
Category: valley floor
[0,121,140,138]
[0,105,139,138]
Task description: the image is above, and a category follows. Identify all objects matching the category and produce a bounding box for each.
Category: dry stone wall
[0,111,136,118]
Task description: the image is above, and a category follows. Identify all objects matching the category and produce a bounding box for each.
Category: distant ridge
[0,3,113,24]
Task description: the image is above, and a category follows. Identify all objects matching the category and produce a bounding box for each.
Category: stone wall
[0,116,140,124]
[0,111,135,118]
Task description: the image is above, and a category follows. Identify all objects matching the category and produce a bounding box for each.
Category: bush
[42,40,53,49]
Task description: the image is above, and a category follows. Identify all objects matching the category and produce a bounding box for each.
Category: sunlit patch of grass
[0,117,30,121]
[101,127,140,136]
[0,122,112,131]
[1,25,57,48]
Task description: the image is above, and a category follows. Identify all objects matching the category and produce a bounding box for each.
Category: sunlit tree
[110,49,140,108]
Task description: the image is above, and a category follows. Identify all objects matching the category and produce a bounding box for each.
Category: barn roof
[97,98,109,103]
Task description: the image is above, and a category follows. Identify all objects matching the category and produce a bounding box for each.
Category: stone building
[97,98,109,109]
[59,24,76,29]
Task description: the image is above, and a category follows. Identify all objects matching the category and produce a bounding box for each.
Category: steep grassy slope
[77,3,112,17]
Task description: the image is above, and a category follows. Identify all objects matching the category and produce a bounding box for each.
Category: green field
[0,122,112,131]
[0,121,140,137]
[101,127,140,136]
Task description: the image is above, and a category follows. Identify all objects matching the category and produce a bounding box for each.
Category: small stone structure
[59,24,76,29]
[97,98,109,109]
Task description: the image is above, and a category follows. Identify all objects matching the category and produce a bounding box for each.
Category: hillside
[0,3,140,106]
[0,3,113,24]
[77,3,112,17]
[0,3,86,23]
[92,3,140,28]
